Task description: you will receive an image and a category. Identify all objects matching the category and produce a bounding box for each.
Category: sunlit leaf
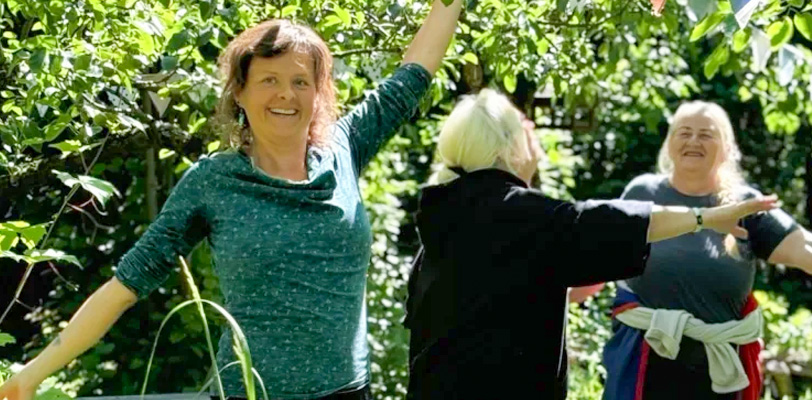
[732,29,750,53]
[0,333,15,347]
[159,148,177,159]
[49,140,82,155]
[767,18,794,50]
[23,249,81,267]
[52,170,121,206]
[794,13,812,41]
[503,74,517,93]
[690,11,727,41]
[20,224,47,250]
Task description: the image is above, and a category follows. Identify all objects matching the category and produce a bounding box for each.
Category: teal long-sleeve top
[114,63,431,399]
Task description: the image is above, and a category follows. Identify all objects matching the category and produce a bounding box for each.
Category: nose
[277,83,294,101]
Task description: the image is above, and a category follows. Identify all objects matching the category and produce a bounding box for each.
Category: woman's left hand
[703,195,780,238]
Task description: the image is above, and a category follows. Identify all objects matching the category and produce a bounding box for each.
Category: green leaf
[557,0,568,13]
[690,12,727,41]
[23,249,81,267]
[137,30,155,55]
[159,148,176,159]
[189,116,207,133]
[322,15,342,28]
[74,53,91,71]
[462,52,478,65]
[20,224,47,250]
[167,30,190,53]
[794,13,812,41]
[732,29,750,53]
[737,85,753,101]
[199,0,213,19]
[175,157,192,174]
[0,224,20,251]
[334,5,351,26]
[704,43,730,79]
[117,115,146,132]
[2,221,30,229]
[281,5,298,16]
[0,333,15,347]
[49,139,82,155]
[29,48,47,73]
[0,250,24,263]
[45,114,72,141]
[161,55,178,71]
[768,18,794,50]
[503,74,517,93]
[207,140,221,153]
[52,170,121,206]
[0,230,19,251]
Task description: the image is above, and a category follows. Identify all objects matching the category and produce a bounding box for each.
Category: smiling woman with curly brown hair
[0,2,464,399]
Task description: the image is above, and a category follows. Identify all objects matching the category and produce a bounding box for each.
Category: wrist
[692,207,704,233]
[16,362,46,388]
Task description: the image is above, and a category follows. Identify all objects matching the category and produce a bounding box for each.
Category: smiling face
[667,109,725,176]
[235,50,317,144]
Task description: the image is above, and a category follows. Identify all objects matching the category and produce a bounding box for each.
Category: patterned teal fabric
[114,63,431,399]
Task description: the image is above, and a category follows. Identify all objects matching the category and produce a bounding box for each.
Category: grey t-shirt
[621,173,798,324]
[619,174,797,367]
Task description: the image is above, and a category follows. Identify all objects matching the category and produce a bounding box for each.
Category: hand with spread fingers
[703,194,779,238]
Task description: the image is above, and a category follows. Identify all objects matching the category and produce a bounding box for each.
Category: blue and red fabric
[602,287,762,400]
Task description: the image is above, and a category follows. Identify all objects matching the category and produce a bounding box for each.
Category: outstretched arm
[0,278,137,400]
[402,0,463,76]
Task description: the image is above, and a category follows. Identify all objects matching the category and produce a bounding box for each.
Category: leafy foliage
[1,0,811,399]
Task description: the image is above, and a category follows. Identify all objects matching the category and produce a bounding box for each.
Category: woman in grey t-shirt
[603,101,812,400]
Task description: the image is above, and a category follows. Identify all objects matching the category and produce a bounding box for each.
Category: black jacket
[405,169,652,400]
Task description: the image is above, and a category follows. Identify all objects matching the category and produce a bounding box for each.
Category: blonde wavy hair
[656,100,747,255]
[429,89,529,185]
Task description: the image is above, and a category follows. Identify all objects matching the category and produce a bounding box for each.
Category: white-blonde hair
[657,100,747,256]
[429,89,528,185]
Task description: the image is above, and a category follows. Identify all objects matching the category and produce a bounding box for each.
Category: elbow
[107,277,140,309]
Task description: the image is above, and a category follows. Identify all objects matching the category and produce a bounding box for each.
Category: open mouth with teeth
[269,108,298,116]
[682,150,704,157]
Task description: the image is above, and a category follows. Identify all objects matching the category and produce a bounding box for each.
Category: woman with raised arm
[403,91,778,400]
[602,101,812,400]
[0,2,462,399]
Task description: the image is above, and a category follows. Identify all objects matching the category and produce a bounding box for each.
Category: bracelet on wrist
[692,207,704,233]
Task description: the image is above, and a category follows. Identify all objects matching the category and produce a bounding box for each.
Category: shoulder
[173,150,243,186]
[622,173,666,199]
[197,149,244,172]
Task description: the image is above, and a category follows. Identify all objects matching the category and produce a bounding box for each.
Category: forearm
[17,277,137,385]
[647,205,698,243]
[402,0,463,75]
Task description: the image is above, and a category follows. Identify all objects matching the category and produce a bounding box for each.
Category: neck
[249,135,308,181]
[669,170,718,196]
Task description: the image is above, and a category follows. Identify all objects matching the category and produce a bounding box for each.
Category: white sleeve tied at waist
[615,306,763,394]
